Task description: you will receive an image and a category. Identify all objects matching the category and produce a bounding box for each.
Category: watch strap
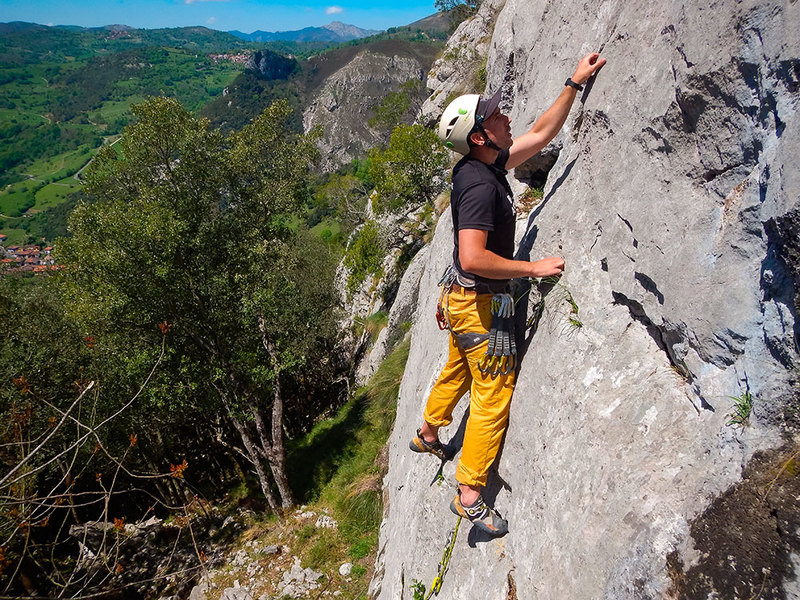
[565,77,584,91]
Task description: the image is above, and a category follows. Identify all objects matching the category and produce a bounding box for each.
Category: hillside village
[0,240,57,274]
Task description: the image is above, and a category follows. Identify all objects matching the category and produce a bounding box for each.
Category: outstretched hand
[572,52,607,85]
[528,256,565,278]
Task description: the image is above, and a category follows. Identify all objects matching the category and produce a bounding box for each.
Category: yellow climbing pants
[423,287,515,488]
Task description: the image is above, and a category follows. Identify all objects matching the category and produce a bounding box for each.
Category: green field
[0,108,48,127]
[90,96,147,126]
[23,146,95,179]
[0,180,38,217]
[34,177,83,210]
[0,146,94,235]
[0,227,28,246]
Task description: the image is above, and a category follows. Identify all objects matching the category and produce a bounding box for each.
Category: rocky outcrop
[335,199,431,380]
[419,0,505,125]
[68,513,236,599]
[373,1,799,599]
[244,49,297,80]
[303,45,434,171]
[355,245,430,384]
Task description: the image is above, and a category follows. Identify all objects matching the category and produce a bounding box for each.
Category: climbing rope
[424,515,462,599]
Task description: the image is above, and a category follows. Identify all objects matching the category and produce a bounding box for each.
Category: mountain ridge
[229,21,381,43]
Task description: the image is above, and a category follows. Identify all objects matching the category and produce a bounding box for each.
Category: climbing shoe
[450,493,509,537]
[409,429,450,461]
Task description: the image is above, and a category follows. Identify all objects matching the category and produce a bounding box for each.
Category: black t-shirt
[451,149,516,290]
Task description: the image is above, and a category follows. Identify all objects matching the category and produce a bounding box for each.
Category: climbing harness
[435,265,519,375]
[424,515,462,599]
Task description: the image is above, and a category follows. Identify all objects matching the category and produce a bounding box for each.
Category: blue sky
[0,0,437,33]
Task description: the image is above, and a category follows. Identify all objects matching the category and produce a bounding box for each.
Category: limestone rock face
[243,49,296,80]
[335,201,430,379]
[373,1,799,599]
[355,245,430,384]
[303,49,428,171]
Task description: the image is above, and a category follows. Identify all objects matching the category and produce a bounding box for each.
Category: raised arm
[506,53,606,170]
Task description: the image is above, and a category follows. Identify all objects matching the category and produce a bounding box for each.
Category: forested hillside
[0,7,459,594]
[0,24,253,246]
[0,21,446,248]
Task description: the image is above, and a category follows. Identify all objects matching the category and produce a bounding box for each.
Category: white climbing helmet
[437,90,502,155]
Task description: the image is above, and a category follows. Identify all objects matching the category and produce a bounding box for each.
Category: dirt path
[75,136,121,181]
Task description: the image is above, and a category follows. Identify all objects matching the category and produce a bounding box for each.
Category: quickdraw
[435,267,520,375]
[477,292,517,376]
[435,266,458,331]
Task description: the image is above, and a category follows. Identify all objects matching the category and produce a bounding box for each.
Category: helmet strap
[474,122,503,152]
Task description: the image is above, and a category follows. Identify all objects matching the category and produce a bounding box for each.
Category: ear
[469,130,485,146]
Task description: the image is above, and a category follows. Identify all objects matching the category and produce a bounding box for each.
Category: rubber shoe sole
[408,430,449,462]
[450,494,509,537]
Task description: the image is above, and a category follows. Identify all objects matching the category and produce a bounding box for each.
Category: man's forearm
[461,246,564,280]
[529,85,578,146]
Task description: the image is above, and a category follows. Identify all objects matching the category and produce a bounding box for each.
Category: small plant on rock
[517,185,544,213]
[411,579,427,600]
[528,276,583,333]
[726,391,754,426]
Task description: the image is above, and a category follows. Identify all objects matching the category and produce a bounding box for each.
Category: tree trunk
[257,321,293,508]
[141,449,179,507]
[152,430,187,506]
[252,402,292,509]
[228,412,279,513]
[213,382,280,515]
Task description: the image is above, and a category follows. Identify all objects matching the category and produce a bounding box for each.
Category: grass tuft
[355,310,389,345]
[726,391,754,426]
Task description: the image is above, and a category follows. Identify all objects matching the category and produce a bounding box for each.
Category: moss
[666,444,800,600]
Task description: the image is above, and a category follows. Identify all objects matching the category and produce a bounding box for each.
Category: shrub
[343,220,385,294]
[368,124,448,215]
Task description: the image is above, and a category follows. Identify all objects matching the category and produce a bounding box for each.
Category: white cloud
[325,5,344,15]
[207,16,218,24]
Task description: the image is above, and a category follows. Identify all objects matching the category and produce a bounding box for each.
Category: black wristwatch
[565,78,583,91]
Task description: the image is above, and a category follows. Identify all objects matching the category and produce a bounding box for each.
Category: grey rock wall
[303,50,427,171]
[372,1,799,598]
[355,245,430,384]
[419,0,505,125]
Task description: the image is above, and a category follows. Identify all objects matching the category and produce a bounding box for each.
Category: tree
[368,124,448,215]
[314,173,368,231]
[368,79,424,134]
[56,97,340,512]
[435,0,481,29]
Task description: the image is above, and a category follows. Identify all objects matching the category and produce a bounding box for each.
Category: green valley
[0,23,252,243]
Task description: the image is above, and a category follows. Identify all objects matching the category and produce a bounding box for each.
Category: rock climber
[410,52,606,536]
